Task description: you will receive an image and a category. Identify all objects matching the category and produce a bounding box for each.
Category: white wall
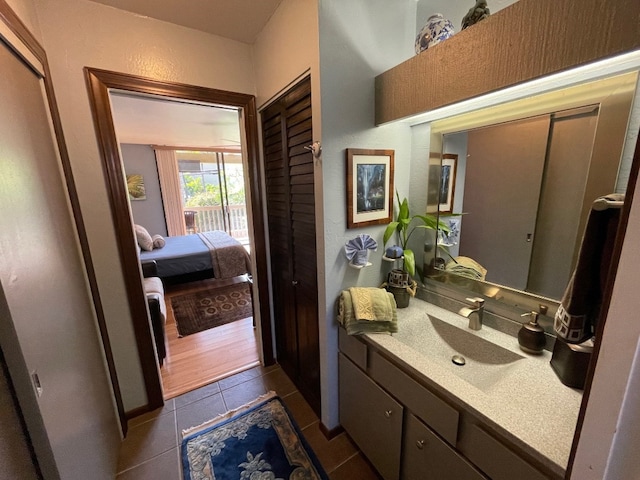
[5,0,42,43]
[252,0,320,110]
[572,166,640,479]
[35,0,256,411]
[252,0,324,402]
[121,144,167,237]
[318,0,417,428]
[0,0,121,476]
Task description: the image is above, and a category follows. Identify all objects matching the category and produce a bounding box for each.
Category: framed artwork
[346,148,394,228]
[439,154,457,213]
[126,174,146,200]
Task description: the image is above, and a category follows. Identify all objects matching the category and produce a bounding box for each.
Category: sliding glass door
[177,150,248,244]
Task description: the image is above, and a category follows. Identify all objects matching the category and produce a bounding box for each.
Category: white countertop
[360,298,583,477]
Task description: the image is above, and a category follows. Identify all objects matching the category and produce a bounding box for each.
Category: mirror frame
[424,71,639,319]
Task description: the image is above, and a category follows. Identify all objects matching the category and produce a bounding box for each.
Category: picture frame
[438,154,457,214]
[126,174,146,201]
[346,148,394,228]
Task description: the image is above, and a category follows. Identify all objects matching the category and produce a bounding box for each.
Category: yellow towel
[349,287,394,321]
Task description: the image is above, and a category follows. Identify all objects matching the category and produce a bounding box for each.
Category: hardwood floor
[160,276,261,400]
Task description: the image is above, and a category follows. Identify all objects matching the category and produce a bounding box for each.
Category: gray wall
[318,0,417,428]
[121,144,168,237]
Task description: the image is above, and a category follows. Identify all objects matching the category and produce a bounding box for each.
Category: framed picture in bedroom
[439,154,457,214]
[127,173,146,201]
[346,148,394,228]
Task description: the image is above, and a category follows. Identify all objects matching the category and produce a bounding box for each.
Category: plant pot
[386,285,411,308]
[388,268,411,288]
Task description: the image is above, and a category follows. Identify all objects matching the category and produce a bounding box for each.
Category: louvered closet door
[262,77,320,415]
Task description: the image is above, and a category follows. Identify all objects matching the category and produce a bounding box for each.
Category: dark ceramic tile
[281,391,318,430]
[176,392,227,435]
[329,452,382,479]
[117,412,178,473]
[301,422,358,473]
[220,375,268,410]
[174,381,221,409]
[218,364,270,391]
[128,399,176,429]
[263,368,297,397]
[116,448,181,480]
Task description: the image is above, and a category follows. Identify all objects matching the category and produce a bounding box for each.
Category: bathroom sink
[394,314,525,391]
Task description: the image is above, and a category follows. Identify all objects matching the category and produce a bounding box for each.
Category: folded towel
[349,287,394,321]
[445,256,487,280]
[337,288,398,335]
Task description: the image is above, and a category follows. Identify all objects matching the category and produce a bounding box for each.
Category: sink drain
[451,354,466,366]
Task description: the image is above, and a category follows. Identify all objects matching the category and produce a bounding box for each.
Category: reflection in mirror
[428,71,638,302]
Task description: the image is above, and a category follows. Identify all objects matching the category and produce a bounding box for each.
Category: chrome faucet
[459,297,485,331]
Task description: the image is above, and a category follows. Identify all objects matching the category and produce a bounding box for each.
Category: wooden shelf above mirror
[375,0,640,125]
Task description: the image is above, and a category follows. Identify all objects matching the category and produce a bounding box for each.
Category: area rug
[181,391,328,480]
[171,282,252,337]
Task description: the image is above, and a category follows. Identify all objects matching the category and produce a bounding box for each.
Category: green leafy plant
[383,192,451,277]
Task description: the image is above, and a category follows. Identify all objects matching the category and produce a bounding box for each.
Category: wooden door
[262,77,320,414]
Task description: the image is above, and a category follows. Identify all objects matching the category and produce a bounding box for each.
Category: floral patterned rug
[181,392,328,480]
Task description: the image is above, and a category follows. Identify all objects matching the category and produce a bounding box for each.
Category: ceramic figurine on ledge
[462,0,490,30]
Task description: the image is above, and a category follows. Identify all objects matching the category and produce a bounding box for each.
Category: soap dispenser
[518,310,546,354]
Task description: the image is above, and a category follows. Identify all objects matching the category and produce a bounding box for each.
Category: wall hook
[304,141,322,159]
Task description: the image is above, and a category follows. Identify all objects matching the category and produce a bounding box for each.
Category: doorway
[85,68,274,412]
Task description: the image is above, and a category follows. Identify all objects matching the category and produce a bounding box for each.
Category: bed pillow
[134,224,154,251]
[152,234,165,249]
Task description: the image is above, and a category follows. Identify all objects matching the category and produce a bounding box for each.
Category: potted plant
[383,192,452,307]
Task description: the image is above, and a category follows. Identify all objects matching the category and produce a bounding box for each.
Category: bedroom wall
[35,0,256,411]
[121,144,167,237]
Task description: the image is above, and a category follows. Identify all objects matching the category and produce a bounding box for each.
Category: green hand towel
[337,289,398,335]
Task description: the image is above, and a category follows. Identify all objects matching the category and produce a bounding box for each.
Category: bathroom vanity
[338,299,582,480]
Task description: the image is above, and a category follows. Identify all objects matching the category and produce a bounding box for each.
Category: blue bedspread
[139,234,212,278]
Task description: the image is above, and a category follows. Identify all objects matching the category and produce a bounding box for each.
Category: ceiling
[110,92,242,149]
[88,0,283,44]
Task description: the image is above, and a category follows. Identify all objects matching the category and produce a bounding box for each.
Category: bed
[139,230,251,282]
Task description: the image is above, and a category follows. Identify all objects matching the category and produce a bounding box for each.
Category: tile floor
[116,364,381,479]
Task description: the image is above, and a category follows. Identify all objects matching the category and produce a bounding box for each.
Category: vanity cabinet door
[402,414,486,480]
[339,353,403,480]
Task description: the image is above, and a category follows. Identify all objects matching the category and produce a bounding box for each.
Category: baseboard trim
[125,404,153,421]
[319,421,344,440]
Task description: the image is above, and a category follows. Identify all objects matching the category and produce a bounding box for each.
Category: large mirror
[425,71,638,306]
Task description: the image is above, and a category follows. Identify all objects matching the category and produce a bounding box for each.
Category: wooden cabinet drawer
[338,327,367,369]
[402,413,486,480]
[369,350,459,445]
[339,353,403,480]
[459,424,550,480]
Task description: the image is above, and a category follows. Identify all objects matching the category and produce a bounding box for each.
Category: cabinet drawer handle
[416,439,425,450]
[384,410,393,418]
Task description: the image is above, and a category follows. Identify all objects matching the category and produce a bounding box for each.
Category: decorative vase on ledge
[415,14,455,54]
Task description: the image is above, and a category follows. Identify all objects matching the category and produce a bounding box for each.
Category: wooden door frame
[84,68,274,415]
